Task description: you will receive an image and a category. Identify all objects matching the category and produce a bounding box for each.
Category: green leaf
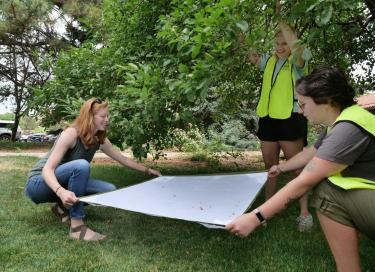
[167,80,181,91]
[191,44,202,59]
[306,0,324,13]
[186,90,196,102]
[204,52,214,60]
[196,80,207,90]
[127,63,139,71]
[302,48,313,61]
[307,27,321,43]
[178,64,189,74]
[236,20,248,32]
[318,4,333,26]
[163,59,172,66]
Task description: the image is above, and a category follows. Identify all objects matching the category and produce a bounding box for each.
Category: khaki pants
[311,180,375,241]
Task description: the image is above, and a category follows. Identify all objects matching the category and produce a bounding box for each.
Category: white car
[20,134,29,142]
[0,120,22,141]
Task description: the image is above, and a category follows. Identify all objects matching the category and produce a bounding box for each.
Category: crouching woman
[25,98,161,241]
[226,66,375,272]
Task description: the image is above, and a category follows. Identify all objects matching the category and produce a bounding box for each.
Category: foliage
[208,120,260,150]
[0,0,54,140]
[0,0,105,141]
[188,137,245,166]
[307,124,324,146]
[0,113,14,120]
[32,0,375,158]
[32,45,121,126]
[0,140,52,150]
[19,116,40,132]
[279,0,375,92]
[33,0,262,157]
[170,124,255,165]
[171,126,205,152]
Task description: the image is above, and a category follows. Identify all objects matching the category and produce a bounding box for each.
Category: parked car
[0,120,21,141]
[20,134,29,142]
[43,129,62,143]
[26,133,47,142]
[44,134,59,142]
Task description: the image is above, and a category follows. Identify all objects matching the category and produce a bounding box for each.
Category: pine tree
[0,0,101,140]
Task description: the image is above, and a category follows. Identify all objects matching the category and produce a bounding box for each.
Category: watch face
[255,211,265,222]
[254,209,267,226]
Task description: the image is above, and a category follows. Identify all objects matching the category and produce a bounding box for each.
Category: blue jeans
[25,159,116,219]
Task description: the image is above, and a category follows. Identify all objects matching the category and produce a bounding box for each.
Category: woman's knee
[73,159,90,172]
[55,160,91,185]
[105,183,117,192]
[261,144,280,167]
[98,182,116,193]
[86,180,117,195]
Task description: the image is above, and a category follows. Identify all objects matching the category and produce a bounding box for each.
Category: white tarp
[80,172,267,227]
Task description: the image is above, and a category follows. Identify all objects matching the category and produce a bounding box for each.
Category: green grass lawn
[1,156,374,272]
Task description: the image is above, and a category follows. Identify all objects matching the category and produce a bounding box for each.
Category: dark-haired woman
[25,98,161,241]
[226,66,375,272]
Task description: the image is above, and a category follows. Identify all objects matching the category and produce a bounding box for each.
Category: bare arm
[268,146,317,177]
[100,138,161,177]
[42,127,79,206]
[279,22,305,67]
[275,0,305,67]
[226,157,347,237]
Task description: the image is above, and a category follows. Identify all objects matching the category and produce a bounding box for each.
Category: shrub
[208,119,260,150]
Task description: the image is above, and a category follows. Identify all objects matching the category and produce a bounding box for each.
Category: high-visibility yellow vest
[328,104,375,190]
[256,56,297,119]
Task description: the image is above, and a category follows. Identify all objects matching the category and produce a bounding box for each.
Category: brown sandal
[51,202,70,223]
[69,225,106,241]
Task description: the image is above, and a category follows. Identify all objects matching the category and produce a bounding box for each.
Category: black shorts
[257,113,307,145]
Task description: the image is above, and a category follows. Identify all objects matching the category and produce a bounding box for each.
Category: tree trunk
[11,45,19,142]
[11,113,21,142]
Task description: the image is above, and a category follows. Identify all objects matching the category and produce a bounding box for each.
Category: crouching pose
[226,66,375,272]
[25,98,161,241]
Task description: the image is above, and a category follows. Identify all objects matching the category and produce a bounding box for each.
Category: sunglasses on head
[91,98,103,110]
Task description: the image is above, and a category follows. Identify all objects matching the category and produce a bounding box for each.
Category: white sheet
[80,172,267,227]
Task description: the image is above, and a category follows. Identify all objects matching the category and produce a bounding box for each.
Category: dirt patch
[92,151,264,170]
[0,148,264,170]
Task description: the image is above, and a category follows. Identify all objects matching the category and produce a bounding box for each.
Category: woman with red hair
[25,98,161,241]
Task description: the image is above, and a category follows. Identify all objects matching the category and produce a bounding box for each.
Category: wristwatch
[253,208,267,227]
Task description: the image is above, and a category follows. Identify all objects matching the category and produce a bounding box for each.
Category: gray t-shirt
[314,122,375,181]
[27,137,100,179]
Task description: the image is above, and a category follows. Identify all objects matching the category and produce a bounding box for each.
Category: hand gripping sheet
[80,172,267,227]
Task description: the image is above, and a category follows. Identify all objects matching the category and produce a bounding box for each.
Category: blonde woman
[247,1,312,231]
[25,98,161,241]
